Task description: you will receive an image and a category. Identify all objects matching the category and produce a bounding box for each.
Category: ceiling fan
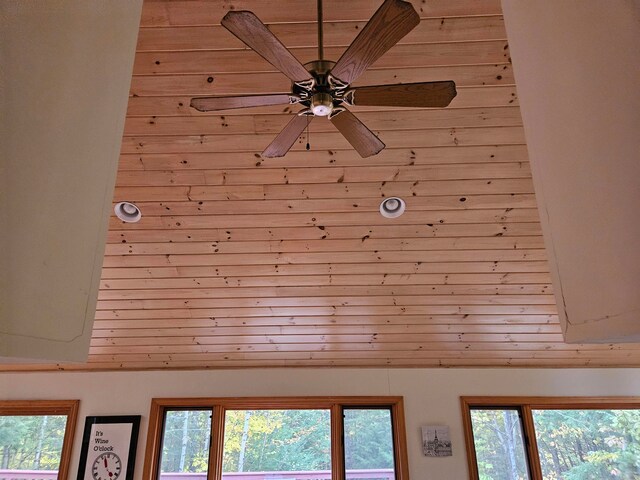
[190,0,457,158]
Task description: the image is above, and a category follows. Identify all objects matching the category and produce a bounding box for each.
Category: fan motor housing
[305,60,335,81]
[294,60,351,118]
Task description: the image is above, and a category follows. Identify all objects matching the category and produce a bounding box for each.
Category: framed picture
[422,425,452,457]
[77,415,141,480]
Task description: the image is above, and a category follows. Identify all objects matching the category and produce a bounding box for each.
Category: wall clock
[77,416,140,480]
[92,452,122,480]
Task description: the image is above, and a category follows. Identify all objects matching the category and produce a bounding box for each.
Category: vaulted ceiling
[6,0,640,371]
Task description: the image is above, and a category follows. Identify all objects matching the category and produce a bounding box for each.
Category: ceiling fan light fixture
[380,197,406,218]
[311,92,333,116]
[114,202,142,223]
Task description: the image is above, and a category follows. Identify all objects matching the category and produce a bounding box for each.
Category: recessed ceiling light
[114,202,142,223]
[380,197,406,218]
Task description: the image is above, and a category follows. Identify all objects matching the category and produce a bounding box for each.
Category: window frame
[143,397,409,480]
[0,399,80,480]
[461,396,640,480]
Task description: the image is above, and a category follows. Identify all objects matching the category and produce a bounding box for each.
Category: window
[158,409,212,480]
[469,408,530,479]
[0,400,79,480]
[143,398,408,480]
[462,397,640,480]
[222,409,331,479]
[343,408,396,480]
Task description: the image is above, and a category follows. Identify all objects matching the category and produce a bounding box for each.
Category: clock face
[92,452,122,480]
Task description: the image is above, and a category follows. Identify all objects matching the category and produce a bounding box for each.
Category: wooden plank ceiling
[7,0,640,371]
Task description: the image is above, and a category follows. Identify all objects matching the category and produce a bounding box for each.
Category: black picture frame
[77,415,141,480]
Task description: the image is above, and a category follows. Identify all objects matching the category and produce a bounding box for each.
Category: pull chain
[306,116,311,150]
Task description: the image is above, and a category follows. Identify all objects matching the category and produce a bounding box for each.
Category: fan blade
[262,115,311,158]
[222,11,311,83]
[330,109,385,158]
[330,0,419,85]
[191,94,294,112]
[349,81,457,108]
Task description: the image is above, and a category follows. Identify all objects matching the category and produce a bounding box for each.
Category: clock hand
[104,458,108,468]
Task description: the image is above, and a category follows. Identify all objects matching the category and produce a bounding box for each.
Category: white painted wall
[2,368,640,480]
[0,0,142,362]
[501,0,640,342]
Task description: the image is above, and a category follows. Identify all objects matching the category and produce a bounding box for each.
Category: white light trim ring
[114,201,142,223]
[380,197,406,218]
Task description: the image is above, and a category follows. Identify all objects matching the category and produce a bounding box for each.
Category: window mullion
[208,405,225,480]
[521,405,543,480]
[330,404,345,480]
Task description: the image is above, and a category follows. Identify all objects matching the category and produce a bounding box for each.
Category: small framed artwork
[422,425,452,457]
[77,415,141,480]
